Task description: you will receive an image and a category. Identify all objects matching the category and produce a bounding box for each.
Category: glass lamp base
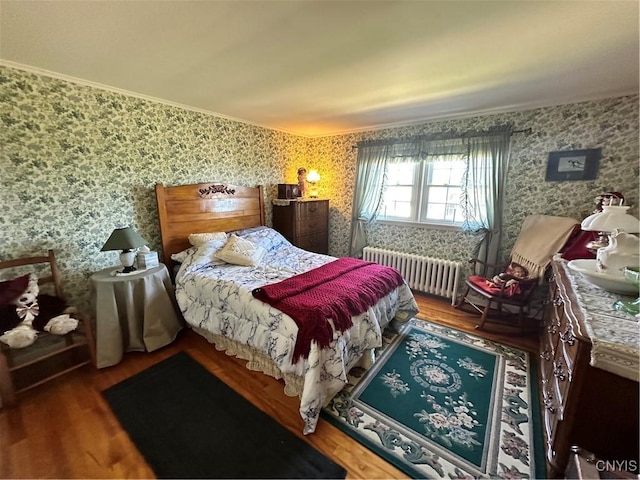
[613,297,640,316]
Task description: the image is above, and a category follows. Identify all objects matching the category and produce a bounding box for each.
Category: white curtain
[461,128,512,268]
[348,144,389,258]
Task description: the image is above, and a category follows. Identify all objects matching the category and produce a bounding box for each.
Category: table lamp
[101,227,148,273]
[580,204,639,254]
[306,169,320,198]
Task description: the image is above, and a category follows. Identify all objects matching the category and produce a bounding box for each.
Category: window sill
[376,219,463,231]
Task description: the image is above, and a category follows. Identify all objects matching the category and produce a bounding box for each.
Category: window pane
[446,187,461,203]
[382,199,412,218]
[449,165,465,184]
[428,186,448,203]
[426,203,446,220]
[387,162,417,185]
[445,204,462,222]
[390,202,412,218]
[380,162,418,220]
[431,168,450,185]
[385,185,412,201]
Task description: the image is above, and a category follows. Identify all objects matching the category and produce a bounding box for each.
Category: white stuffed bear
[0,273,78,349]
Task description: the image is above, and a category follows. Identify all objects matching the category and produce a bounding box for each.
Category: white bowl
[567,259,639,295]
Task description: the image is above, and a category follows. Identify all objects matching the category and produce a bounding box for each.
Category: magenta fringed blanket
[252,257,404,362]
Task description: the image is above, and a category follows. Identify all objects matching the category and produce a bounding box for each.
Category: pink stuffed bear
[0,273,78,349]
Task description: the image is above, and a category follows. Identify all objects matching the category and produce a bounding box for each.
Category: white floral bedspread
[174,227,419,434]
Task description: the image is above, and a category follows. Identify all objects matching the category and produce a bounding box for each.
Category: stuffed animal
[0,273,78,349]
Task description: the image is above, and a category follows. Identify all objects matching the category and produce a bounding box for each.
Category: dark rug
[103,351,346,479]
[322,317,545,479]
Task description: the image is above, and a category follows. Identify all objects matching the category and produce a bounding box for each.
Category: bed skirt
[191,325,305,397]
[190,325,377,402]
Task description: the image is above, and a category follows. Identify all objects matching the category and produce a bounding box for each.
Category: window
[379,157,468,227]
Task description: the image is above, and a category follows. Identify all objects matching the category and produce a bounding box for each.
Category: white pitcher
[596,229,640,277]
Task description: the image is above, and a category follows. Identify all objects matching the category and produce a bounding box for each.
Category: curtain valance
[354,125,519,150]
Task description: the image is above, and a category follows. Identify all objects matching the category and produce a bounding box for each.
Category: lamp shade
[581,205,640,233]
[306,170,320,183]
[101,227,148,252]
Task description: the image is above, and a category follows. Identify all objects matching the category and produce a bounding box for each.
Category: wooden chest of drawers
[272,199,329,254]
[539,261,639,477]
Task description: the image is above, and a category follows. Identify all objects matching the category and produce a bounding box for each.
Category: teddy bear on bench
[0,273,78,349]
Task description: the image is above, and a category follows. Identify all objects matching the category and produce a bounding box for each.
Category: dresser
[540,258,639,477]
[272,199,329,254]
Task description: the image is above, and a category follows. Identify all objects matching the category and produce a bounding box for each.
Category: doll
[297,167,307,197]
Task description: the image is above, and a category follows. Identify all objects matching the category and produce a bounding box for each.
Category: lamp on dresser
[306,170,320,198]
[581,200,639,253]
[101,227,148,273]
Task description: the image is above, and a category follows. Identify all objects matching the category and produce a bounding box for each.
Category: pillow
[188,231,228,246]
[0,274,30,305]
[171,246,197,263]
[214,235,267,267]
[190,238,229,267]
[232,226,269,237]
[171,240,227,266]
[241,227,291,252]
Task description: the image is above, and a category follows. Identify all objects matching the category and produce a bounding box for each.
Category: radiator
[362,246,462,305]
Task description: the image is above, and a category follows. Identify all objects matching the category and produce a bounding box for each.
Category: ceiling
[1,1,638,137]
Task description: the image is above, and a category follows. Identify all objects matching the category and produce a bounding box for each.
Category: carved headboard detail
[198,184,236,198]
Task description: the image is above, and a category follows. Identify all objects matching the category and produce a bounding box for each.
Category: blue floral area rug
[322,318,545,479]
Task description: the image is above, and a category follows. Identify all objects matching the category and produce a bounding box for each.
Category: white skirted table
[90,264,183,368]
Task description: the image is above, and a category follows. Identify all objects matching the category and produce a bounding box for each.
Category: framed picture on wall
[545,148,601,181]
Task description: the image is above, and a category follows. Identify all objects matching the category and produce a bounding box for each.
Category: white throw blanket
[510,215,579,279]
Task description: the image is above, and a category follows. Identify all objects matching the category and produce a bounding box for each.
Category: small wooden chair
[0,250,96,406]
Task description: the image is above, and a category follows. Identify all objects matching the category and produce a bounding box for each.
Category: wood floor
[0,293,540,479]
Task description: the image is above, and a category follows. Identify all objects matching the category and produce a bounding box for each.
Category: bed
[155,182,419,434]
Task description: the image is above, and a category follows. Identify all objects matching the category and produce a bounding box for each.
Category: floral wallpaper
[1,65,638,313]
[0,66,311,311]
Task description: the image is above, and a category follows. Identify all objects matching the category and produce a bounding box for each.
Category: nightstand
[90,264,183,368]
[272,199,329,254]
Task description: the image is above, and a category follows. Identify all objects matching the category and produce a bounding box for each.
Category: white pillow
[214,235,267,267]
[190,238,229,267]
[188,231,227,246]
[171,246,197,263]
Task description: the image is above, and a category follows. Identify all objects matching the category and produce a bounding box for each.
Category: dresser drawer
[296,200,328,220]
[297,218,326,236]
[296,232,328,254]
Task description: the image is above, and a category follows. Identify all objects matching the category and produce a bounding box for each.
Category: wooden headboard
[155,182,265,271]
